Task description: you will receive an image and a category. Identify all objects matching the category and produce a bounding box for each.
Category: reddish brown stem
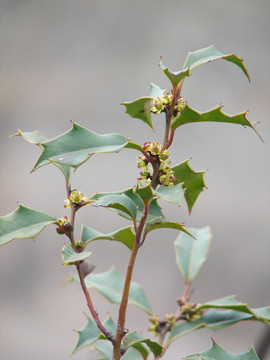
[76,262,114,342]
[113,201,150,359]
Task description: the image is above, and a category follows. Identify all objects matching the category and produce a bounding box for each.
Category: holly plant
[1,46,269,360]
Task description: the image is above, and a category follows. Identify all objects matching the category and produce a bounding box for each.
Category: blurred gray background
[1,0,270,359]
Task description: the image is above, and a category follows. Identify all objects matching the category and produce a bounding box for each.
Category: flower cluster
[56,216,73,234]
[137,142,176,187]
[148,313,176,337]
[64,190,90,209]
[177,298,203,322]
[176,97,186,114]
[151,93,173,115]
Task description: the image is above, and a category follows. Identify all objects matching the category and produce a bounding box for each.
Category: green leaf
[148,82,165,98]
[122,83,165,129]
[172,160,206,213]
[92,340,114,360]
[122,97,154,129]
[146,221,195,239]
[61,244,92,265]
[171,105,261,140]
[202,309,253,331]
[154,183,184,206]
[198,296,270,325]
[168,318,204,344]
[13,129,71,181]
[75,267,152,315]
[123,331,149,359]
[91,188,165,224]
[135,184,153,204]
[32,122,129,171]
[183,45,250,81]
[123,331,163,358]
[94,194,137,222]
[185,339,260,360]
[159,57,191,88]
[81,225,135,250]
[13,129,49,144]
[174,226,212,284]
[73,315,116,354]
[169,302,270,344]
[0,204,56,246]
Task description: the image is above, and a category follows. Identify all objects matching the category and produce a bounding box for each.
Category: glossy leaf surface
[32,122,129,170]
[171,105,260,140]
[174,227,212,284]
[172,160,206,213]
[185,340,259,360]
[72,267,152,315]
[0,204,56,246]
[183,45,250,81]
[61,244,92,265]
[81,225,135,250]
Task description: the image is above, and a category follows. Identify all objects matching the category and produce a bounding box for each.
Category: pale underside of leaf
[174,226,212,284]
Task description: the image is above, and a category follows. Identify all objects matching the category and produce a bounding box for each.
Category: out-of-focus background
[1,0,269,359]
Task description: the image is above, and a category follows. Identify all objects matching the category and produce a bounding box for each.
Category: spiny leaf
[174,226,212,284]
[81,225,135,250]
[185,339,260,360]
[123,330,163,358]
[13,129,71,181]
[122,97,154,129]
[93,194,137,222]
[13,129,49,144]
[72,267,152,315]
[183,45,250,81]
[171,105,261,140]
[73,315,116,354]
[159,57,190,88]
[122,83,165,129]
[172,160,206,213]
[0,204,56,246]
[32,122,129,171]
[154,183,184,206]
[61,244,92,265]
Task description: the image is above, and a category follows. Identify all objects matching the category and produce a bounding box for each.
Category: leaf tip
[210,337,217,345]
